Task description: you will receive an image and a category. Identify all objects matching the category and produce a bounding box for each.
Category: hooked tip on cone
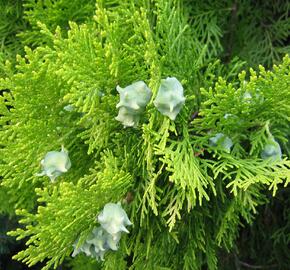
[116,85,122,93]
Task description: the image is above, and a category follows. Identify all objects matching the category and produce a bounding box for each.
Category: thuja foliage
[0,0,95,68]
[0,0,290,269]
[185,0,290,67]
[0,0,26,65]
[19,0,96,47]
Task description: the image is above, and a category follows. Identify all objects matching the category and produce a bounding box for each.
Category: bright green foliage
[9,172,132,269]
[0,0,290,269]
[20,0,95,47]
[0,0,96,68]
[66,254,102,270]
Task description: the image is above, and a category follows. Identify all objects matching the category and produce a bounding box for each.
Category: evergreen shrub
[0,0,290,269]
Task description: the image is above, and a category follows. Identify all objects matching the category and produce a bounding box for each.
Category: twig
[225,1,238,62]
[235,253,278,269]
